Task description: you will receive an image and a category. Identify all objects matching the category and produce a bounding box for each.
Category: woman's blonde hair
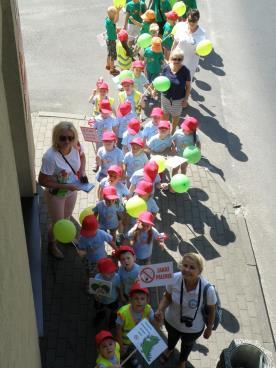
[170,48,184,61]
[179,252,204,273]
[52,121,79,150]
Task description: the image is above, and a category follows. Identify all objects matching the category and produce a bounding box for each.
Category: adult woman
[172,9,206,80]
[160,49,191,133]
[155,253,216,368]
[38,121,87,259]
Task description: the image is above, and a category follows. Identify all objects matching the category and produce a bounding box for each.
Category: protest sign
[88,278,112,297]
[80,126,99,143]
[127,319,167,365]
[166,155,187,169]
[139,262,173,288]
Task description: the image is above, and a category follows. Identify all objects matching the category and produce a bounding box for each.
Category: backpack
[202,283,222,330]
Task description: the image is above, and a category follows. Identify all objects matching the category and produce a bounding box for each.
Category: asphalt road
[18,0,276,345]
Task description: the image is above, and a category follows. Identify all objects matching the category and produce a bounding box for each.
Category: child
[134,180,159,216]
[93,186,124,241]
[123,137,148,184]
[105,6,121,76]
[142,106,163,143]
[149,0,171,35]
[172,116,200,175]
[149,22,159,37]
[118,78,145,117]
[117,245,140,301]
[116,29,133,71]
[94,258,121,328]
[129,160,162,195]
[128,211,165,264]
[96,131,124,182]
[116,101,136,149]
[143,37,164,82]
[116,282,156,361]
[89,81,115,117]
[124,0,147,46]
[162,11,178,60]
[132,60,149,94]
[78,215,117,281]
[122,118,143,154]
[129,9,155,35]
[146,120,174,155]
[95,330,121,368]
[98,165,130,201]
[92,100,118,150]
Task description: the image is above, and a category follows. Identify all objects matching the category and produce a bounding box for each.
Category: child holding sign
[95,330,121,368]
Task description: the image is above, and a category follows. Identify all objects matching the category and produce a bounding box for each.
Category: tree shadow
[199,50,226,77]
[220,307,240,333]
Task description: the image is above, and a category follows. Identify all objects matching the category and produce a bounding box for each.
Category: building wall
[0,1,41,367]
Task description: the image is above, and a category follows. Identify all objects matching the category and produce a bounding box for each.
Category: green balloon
[137,33,152,49]
[170,0,177,6]
[153,76,171,92]
[126,196,147,218]
[118,69,134,82]
[170,174,190,193]
[53,219,77,243]
[183,145,201,164]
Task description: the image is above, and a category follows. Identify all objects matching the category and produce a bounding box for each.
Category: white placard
[166,155,187,169]
[88,278,112,297]
[127,319,167,365]
[139,262,173,288]
[80,126,99,142]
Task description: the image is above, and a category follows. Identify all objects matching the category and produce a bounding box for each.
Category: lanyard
[180,278,202,321]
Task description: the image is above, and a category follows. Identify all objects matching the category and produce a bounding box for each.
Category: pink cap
[116,101,132,118]
[121,78,134,85]
[102,186,119,200]
[99,99,112,113]
[80,215,98,237]
[116,245,135,257]
[130,137,144,147]
[102,131,117,141]
[129,282,149,297]
[138,211,154,226]
[143,161,158,182]
[132,60,145,69]
[135,180,153,195]
[181,117,199,133]
[95,330,115,346]
[158,120,171,130]
[97,258,117,274]
[118,29,128,42]
[107,165,123,177]
[165,11,179,21]
[98,82,109,90]
[128,118,141,135]
[150,107,163,118]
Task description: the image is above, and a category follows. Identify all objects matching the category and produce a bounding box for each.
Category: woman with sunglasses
[38,121,87,259]
[155,253,216,368]
[160,48,191,133]
[172,9,206,81]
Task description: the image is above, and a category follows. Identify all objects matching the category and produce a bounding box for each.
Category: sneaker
[48,242,64,259]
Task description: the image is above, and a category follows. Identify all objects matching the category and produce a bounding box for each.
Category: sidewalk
[33,112,275,368]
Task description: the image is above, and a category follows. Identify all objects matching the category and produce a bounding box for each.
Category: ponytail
[121,41,133,58]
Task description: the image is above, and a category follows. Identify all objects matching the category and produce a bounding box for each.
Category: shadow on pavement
[220,308,240,333]
[199,50,225,77]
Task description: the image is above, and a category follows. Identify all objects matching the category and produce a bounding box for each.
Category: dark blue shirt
[161,64,191,100]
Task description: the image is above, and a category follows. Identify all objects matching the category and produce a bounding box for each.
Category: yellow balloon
[171,21,186,36]
[172,1,186,16]
[151,156,166,173]
[196,40,213,57]
[79,207,94,224]
[113,0,126,7]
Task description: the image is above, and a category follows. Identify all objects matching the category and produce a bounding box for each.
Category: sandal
[110,68,120,76]
[159,349,174,364]
[105,65,111,70]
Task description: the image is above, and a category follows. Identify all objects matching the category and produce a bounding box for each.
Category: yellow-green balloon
[53,219,77,243]
[126,196,147,218]
[137,33,152,49]
[153,76,171,92]
[172,1,186,16]
[151,156,166,173]
[196,40,213,56]
[113,0,126,7]
[79,207,94,224]
[119,69,134,82]
[170,174,190,193]
[183,145,201,164]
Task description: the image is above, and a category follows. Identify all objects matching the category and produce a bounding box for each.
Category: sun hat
[102,131,117,141]
[165,11,179,21]
[95,330,115,346]
[132,60,145,69]
[134,180,153,196]
[129,282,149,297]
[150,107,163,118]
[121,78,134,86]
[102,186,119,200]
[107,165,123,177]
[116,245,135,258]
[99,99,112,113]
[118,29,128,42]
[116,101,132,118]
[158,120,171,130]
[151,37,162,52]
[141,9,155,22]
[128,118,141,135]
[80,215,98,237]
[143,161,158,182]
[181,116,199,133]
[98,82,109,90]
[138,211,155,226]
[130,137,144,147]
[97,258,117,274]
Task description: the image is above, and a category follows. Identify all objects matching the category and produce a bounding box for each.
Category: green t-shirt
[140,21,150,35]
[162,22,174,49]
[126,1,147,24]
[144,47,164,73]
[105,16,117,41]
[150,0,171,23]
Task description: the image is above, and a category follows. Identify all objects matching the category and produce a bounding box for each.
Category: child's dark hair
[134,227,153,244]
[121,41,133,58]
[187,9,200,22]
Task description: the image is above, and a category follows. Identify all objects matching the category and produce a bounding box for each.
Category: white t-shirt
[165,272,217,333]
[174,23,206,79]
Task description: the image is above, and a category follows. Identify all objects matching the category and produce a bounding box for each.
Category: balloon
[152,76,171,92]
[118,69,134,82]
[151,156,166,173]
[171,21,186,36]
[113,0,126,7]
[137,33,152,49]
[170,174,190,193]
[172,1,186,16]
[53,219,77,243]
[196,40,213,56]
[126,196,147,218]
[183,145,201,164]
[79,207,94,224]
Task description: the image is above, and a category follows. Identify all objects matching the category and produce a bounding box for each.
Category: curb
[37,111,87,120]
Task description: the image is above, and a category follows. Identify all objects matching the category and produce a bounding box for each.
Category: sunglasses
[172,57,183,61]
[188,18,197,23]
[59,135,74,142]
